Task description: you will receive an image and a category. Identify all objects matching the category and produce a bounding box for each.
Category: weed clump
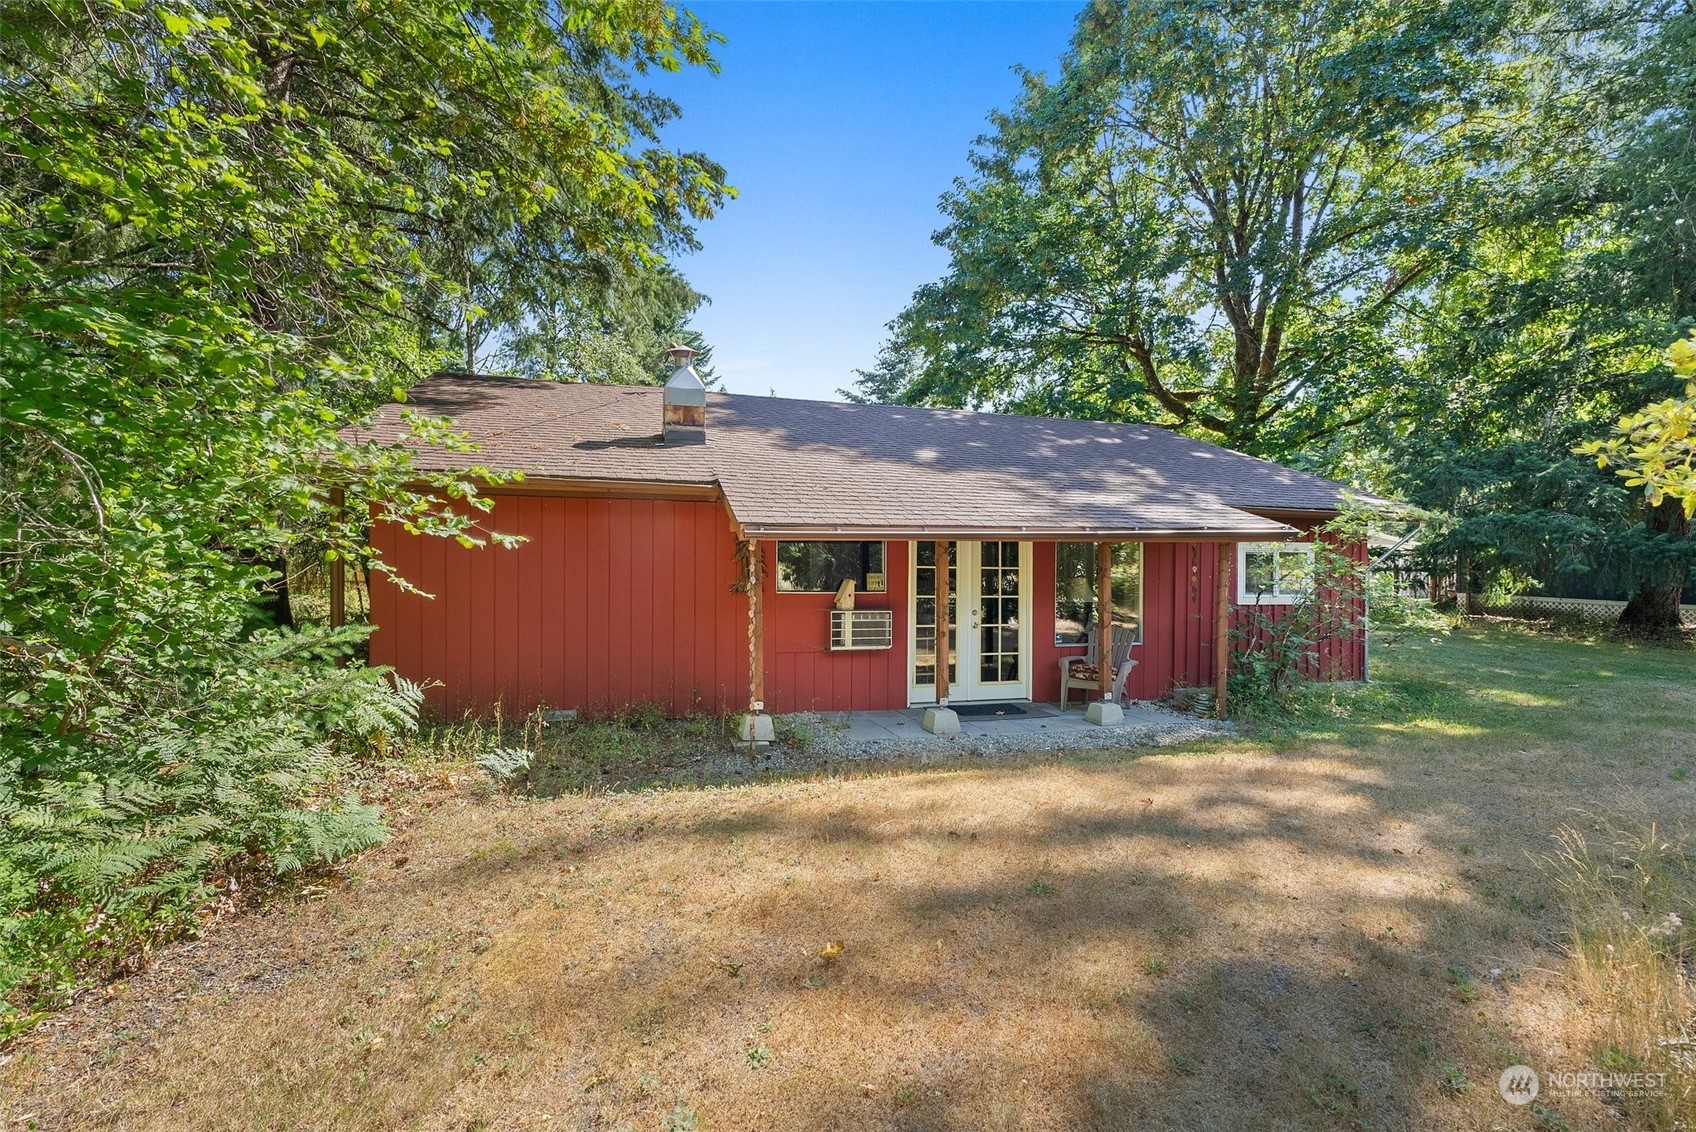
[1550,816,1696,1127]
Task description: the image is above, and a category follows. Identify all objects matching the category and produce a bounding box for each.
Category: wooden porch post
[935,541,952,704]
[1214,542,1232,719]
[1095,541,1114,701]
[328,486,346,631]
[748,539,765,712]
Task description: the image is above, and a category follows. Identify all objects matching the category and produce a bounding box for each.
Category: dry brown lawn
[4,625,1694,1131]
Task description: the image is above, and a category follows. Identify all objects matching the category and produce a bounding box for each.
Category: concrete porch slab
[789,701,1228,760]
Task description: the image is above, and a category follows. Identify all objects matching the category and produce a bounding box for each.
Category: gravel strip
[527,704,1233,792]
[644,703,1235,784]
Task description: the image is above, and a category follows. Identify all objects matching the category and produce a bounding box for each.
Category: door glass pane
[913,542,956,688]
[975,541,1020,685]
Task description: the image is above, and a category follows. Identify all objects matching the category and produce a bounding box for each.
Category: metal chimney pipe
[662,345,706,444]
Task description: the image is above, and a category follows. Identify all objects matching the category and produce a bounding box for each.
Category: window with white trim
[1238,542,1314,605]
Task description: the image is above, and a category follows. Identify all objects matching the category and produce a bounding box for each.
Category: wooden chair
[1058,628,1138,709]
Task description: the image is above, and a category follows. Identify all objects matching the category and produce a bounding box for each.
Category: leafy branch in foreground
[1581,332,1696,519]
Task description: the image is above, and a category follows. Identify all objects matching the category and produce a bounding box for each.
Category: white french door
[908,540,1032,705]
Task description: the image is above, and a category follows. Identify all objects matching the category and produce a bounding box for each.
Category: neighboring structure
[350,351,1371,732]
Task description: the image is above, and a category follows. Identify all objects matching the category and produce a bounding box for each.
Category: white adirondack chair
[1058,626,1138,709]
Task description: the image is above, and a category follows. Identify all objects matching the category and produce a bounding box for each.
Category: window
[912,541,955,688]
[775,541,887,593]
[1238,542,1314,604]
[1054,543,1142,646]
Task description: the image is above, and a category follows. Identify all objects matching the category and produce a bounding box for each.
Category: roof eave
[732,522,1300,541]
[1247,497,1404,521]
[397,473,722,502]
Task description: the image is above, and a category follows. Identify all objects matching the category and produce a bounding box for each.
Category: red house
[354,352,1368,733]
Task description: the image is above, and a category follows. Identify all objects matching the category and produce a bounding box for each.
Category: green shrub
[1230,529,1367,719]
[0,625,418,1038]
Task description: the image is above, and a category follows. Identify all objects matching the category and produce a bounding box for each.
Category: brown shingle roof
[347,378,719,486]
[349,375,1375,539]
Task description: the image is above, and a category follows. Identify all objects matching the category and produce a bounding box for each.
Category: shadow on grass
[360,628,1691,1129]
[13,626,1694,1131]
[368,743,1561,1129]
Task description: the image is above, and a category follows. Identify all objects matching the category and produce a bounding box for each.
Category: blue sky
[656,1,1081,401]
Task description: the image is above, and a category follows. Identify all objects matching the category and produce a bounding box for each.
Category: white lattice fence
[1463,593,1696,628]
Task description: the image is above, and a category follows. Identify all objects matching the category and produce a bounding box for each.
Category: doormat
[951,702,1029,718]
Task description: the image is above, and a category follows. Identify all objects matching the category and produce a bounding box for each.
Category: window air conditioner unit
[829,608,893,651]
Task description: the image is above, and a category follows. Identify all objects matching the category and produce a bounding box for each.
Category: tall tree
[0,0,727,1016]
[1570,0,1696,628]
[854,0,1515,459]
[1382,0,1696,631]
[487,262,719,384]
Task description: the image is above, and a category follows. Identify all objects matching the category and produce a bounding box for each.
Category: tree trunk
[1619,498,1689,634]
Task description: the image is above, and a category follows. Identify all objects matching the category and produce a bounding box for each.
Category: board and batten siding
[371,502,1366,719]
[369,494,747,718]
[759,540,910,714]
[1031,532,1365,706]
[1031,540,1233,703]
[1225,528,1367,686]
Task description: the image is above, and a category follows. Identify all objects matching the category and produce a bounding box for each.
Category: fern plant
[0,624,418,1037]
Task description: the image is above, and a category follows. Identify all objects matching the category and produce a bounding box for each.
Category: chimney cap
[663,343,706,409]
[664,343,698,367]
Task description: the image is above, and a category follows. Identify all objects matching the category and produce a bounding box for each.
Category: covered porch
[736,534,1244,738]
